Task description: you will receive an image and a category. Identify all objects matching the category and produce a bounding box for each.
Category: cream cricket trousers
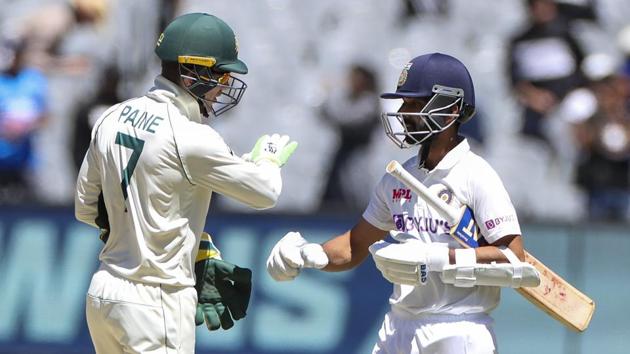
[372,311,498,354]
[86,267,197,354]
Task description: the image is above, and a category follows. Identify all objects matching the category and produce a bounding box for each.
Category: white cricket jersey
[363,138,521,317]
[76,76,282,287]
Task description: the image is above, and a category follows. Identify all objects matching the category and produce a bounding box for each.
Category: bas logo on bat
[419,264,428,284]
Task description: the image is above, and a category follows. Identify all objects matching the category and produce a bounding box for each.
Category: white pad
[440,247,540,288]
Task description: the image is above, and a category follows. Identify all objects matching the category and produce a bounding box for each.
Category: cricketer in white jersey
[266,53,535,354]
[363,138,521,319]
[75,13,298,354]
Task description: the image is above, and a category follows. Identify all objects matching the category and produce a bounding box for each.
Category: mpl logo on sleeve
[392,188,412,202]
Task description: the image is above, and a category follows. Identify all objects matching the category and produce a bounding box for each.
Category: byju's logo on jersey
[392,188,412,202]
[393,213,450,233]
[484,214,516,230]
[393,214,405,230]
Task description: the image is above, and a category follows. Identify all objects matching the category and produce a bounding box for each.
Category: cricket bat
[386,160,595,332]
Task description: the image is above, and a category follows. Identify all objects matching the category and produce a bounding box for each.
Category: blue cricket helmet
[380,53,477,148]
[382,53,475,122]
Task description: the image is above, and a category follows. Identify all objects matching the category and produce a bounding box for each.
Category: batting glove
[266,232,329,281]
[243,134,298,167]
[369,240,449,286]
[195,233,252,331]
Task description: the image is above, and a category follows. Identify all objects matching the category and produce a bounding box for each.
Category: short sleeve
[362,175,395,231]
[469,160,521,244]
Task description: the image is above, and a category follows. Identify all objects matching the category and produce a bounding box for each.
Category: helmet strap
[417,135,434,169]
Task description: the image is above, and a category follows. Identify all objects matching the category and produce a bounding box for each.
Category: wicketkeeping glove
[243,134,298,167]
[195,233,252,331]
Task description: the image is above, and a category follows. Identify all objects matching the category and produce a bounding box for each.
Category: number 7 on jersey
[115,132,145,200]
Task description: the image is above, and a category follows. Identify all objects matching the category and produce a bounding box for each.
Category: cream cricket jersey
[76,76,281,287]
[363,138,521,317]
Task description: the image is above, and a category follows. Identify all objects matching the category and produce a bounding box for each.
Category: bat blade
[386,160,595,332]
[516,253,595,332]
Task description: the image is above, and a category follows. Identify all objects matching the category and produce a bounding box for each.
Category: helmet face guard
[381,85,464,148]
[179,61,247,117]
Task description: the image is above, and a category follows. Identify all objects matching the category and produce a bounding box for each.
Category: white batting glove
[369,240,449,286]
[266,232,329,281]
[243,134,298,167]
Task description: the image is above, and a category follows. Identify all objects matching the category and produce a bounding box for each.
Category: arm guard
[440,248,541,288]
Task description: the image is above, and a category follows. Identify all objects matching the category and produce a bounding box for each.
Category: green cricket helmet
[155,13,247,117]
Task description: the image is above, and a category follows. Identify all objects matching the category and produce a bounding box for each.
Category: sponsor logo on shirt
[393,213,450,233]
[484,215,516,230]
[392,188,412,202]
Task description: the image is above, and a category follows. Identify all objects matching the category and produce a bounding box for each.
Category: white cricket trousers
[372,311,498,354]
[86,267,197,354]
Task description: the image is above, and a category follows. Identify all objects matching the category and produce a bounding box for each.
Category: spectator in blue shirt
[0,38,48,203]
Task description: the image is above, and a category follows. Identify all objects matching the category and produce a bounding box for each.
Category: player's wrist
[254,155,282,167]
[426,244,450,271]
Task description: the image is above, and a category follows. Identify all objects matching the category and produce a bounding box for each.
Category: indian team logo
[397,62,412,87]
[437,188,453,204]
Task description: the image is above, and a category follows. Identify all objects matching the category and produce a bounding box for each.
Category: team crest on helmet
[398,62,412,87]
[156,32,164,47]
[234,34,239,55]
[438,188,453,204]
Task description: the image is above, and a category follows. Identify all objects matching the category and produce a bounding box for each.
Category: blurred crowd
[1,0,630,223]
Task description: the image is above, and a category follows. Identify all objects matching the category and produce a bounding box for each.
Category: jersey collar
[150,76,203,123]
[431,137,470,171]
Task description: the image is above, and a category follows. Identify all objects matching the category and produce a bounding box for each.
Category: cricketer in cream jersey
[363,138,521,317]
[76,76,282,287]
[76,13,300,354]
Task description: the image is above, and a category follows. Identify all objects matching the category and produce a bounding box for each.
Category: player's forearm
[474,235,526,263]
[471,246,512,264]
[321,231,366,272]
[210,162,282,209]
[74,198,98,228]
[75,178,100,228]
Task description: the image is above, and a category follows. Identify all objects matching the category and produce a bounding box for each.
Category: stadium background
[1,0,629,353]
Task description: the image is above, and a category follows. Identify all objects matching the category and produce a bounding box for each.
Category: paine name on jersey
[119,105,165,133]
